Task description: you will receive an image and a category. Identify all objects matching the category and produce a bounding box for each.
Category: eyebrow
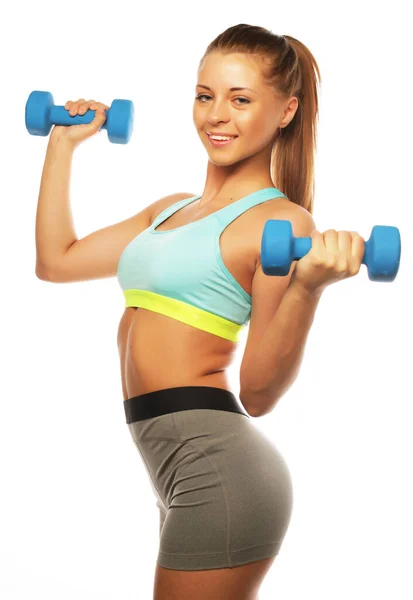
[196,84,257,94]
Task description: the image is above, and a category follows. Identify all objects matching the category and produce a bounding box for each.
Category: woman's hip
[124,385,293,517]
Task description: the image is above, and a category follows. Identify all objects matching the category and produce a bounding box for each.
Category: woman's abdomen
[117,306,236,400]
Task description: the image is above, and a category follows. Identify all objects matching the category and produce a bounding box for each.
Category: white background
[1,1,411,598]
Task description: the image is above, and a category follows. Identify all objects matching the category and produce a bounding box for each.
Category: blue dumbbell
[261,220,401,282]
[25,90,134,144]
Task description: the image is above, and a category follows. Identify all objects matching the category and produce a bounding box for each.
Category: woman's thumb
[91,108,107,132]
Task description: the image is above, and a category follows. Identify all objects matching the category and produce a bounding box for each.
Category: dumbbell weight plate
[261,220,312,276]
[106,99,134,144]
[25,91,54,136]
[365,225,401,282]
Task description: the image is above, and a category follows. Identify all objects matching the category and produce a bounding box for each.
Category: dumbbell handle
[291,237,312,262]
[289,227,401,280]
[292,235,380,271]
[49,105,108,130]
[292,235,373,266]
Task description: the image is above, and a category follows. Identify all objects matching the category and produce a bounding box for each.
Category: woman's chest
[152,199,280,297]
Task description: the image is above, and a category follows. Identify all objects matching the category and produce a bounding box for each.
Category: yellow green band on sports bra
[123,289,246,342]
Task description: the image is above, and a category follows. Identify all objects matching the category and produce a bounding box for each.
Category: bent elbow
[35,263,56,281]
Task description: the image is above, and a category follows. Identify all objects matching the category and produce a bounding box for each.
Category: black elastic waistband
[123,385,250,424]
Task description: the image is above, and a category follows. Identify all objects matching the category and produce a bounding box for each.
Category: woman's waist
[124,362,233,398]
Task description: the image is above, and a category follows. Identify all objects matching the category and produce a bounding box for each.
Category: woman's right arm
[35,134,77,279]
[35,135,191,282]
[35,97,109,279]
[34,98,195,284]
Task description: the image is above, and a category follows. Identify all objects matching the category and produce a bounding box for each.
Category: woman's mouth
[207,133,238,147]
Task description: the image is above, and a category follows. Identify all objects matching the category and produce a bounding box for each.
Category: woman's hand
[49,98,110,150]
[290,229,366,295]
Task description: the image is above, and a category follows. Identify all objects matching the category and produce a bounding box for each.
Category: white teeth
[210,135,235,141]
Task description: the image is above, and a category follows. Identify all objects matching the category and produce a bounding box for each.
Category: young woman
[35,24,365,600]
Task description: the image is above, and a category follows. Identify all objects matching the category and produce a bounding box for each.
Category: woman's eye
[196,94,250,105]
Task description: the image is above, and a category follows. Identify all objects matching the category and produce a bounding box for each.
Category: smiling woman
[125,26,322,599]
[34,22,322,600]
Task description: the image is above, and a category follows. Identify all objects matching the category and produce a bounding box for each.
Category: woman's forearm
[240,279,323,416]
[35,135,77,275]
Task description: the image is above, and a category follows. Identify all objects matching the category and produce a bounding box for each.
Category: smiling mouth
[206,133,239,146]
[206,132,238,139]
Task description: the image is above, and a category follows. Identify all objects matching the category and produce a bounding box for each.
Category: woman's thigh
[153,555,277,600]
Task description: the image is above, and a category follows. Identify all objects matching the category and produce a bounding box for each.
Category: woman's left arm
[240,278,323,417]
[240,212,365,417]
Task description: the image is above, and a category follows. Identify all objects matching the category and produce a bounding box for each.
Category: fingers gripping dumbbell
[25,91,135,144]
[261,220,401,282]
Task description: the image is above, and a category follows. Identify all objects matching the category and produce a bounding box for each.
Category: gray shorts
[124,386,293,571]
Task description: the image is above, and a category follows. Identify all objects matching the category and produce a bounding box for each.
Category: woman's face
[193,51,295,164]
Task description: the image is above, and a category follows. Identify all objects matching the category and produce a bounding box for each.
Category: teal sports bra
[117,186,287,342]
